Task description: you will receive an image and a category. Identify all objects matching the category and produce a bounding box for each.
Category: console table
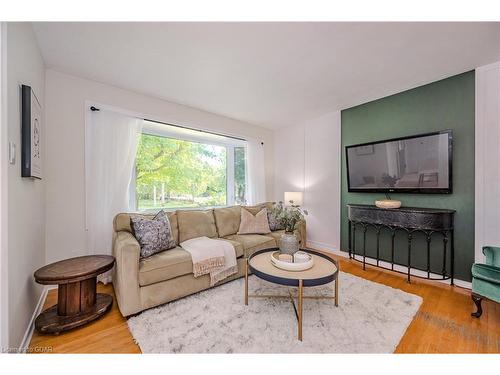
[347,204,455,284]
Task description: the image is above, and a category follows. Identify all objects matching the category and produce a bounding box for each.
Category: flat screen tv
[346,130,453,194]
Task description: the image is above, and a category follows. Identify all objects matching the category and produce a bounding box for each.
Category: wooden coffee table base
[35,293,113,334]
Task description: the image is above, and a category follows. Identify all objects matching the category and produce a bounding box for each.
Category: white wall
[274,111,341,252]
[6,23,46,348]
[275,65,500,265]
[44,70,275,264]
[0,22,8,350]
[274,124,305,196]
[475,61,500,262]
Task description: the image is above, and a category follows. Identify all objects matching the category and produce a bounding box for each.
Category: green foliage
[135,134,227,209]
[270,201,308,233]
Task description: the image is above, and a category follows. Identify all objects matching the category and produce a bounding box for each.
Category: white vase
[280,233,299,255]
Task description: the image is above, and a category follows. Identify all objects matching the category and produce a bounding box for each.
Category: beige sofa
[112,203,306,316]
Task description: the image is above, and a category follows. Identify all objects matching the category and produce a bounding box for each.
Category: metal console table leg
[346,204,455,284]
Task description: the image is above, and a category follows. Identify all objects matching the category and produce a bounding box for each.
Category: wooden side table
[34,255,115,334]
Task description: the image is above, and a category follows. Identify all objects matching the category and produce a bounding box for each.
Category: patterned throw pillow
[237,207,271,234]
[267,204,285,231]
[131,210,177,258]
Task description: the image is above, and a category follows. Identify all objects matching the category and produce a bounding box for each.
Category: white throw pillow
[237,207,271,235]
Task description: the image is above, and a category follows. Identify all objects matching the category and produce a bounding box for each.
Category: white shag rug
[127,272,422,353]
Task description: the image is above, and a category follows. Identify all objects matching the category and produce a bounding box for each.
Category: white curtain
[246,139,267,204]
[86,110,143,265]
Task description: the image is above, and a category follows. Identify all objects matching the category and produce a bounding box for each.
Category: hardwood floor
[29,283,141,354]
[29,255,500,353]
[340,257,499,353]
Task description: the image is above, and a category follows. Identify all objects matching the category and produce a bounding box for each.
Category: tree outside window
[134,131,245,211]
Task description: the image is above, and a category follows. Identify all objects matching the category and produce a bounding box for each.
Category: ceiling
[32,22,500,129]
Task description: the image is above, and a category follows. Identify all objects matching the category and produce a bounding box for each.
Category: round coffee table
[34,255,115,334]
[245,248,339,341]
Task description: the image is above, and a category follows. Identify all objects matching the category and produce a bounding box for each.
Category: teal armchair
[471,246,500,317]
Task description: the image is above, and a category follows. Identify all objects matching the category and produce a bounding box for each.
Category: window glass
[135,133,228,210]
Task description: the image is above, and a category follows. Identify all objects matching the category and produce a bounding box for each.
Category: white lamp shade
[284,191,303,206]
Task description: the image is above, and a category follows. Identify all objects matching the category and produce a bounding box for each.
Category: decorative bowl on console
[375,199,402,209]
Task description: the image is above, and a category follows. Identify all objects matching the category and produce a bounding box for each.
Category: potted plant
[270,200,308,255]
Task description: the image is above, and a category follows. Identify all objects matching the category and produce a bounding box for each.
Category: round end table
[34,255,115,334]
[245,248,339,341]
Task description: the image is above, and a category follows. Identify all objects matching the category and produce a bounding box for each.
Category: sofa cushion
[214,206,241,237]
[267,203,285,231]
[131,210,177,259]
[114,211,179,244]
[238,208,271,235]
[244,202,272,215]
[217,238,244,258]
[139,246,193,286]
[224,234,276,258]
[177,209,218,243]
[138,240,243,286]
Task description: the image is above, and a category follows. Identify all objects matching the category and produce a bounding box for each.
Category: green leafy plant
[271,200,308,233]
[135,134,227,209]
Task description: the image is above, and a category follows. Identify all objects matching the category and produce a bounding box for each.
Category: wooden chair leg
[471,293,483,318]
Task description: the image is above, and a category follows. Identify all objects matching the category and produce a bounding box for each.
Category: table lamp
[284,191,303,206]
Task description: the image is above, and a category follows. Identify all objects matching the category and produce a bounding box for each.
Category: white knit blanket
[180,236,238,286]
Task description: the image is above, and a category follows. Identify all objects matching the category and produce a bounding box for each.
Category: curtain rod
[90,105,256,144]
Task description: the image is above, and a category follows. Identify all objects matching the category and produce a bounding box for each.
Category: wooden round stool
[34,255,115,334]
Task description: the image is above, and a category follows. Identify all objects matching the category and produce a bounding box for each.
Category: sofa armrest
[295,219,307,247]
[483,246,500,268]
[113,231,142,316]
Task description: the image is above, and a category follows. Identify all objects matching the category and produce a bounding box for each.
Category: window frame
[131,121,247,212]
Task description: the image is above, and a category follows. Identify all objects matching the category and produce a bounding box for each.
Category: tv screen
[346,130,452,193]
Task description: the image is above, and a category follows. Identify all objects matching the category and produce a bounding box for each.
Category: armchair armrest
[113,231,142,316]
[483,246,500,268]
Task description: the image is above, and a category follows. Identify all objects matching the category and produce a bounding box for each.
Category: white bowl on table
[270,251,314,271]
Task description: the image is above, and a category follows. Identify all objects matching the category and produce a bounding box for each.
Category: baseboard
[307,242,472,290]
[19,285,55,352]
[306,240,338,253]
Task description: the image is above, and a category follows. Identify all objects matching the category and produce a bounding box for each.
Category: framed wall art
[21,84,42,179]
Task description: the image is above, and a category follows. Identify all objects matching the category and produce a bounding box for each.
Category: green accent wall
[341,71,475,282]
